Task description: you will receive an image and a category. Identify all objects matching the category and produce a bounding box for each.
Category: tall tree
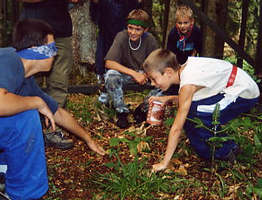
[201,0,216,57]
[255,0,262,77]
[70,2,97,75]
[162,0,170,47]
[237,0,249,67]
[165,0,176,48]
[215,0,228,59]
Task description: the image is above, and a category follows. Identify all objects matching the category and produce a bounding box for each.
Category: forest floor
[41,68,262,200]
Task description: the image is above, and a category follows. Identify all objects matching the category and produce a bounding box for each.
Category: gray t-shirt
[105,30,159,71]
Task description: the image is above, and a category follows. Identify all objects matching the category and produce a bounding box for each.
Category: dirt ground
[42,87,262,200]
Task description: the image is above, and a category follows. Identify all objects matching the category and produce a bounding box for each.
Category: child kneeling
[143,49,260,172]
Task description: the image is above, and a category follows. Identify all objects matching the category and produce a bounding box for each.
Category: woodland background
[0,1,262,199]
[0,0,262,78]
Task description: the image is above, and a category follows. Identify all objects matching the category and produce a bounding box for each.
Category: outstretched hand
[152,161,167,173]
[87,140,106,156]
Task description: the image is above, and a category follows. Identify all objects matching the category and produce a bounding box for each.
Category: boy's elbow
[105,60,116,69]
[105,60,111,69]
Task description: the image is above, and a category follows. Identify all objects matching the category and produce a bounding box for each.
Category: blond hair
[127,9,150,25]
[143,49,180,74]
[175,5,194,21]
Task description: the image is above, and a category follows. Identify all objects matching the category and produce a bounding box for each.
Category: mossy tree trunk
[70,1,97,76]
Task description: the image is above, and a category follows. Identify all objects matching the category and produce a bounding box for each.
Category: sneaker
[0,192,10,200]
[0,173,5,193]
[116,112,129,129]
[133,103,148,124]
[44,131,74,150]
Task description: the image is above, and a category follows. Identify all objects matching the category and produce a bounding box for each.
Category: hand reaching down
[87,139,106,156]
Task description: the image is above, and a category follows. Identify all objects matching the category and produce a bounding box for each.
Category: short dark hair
[12,19,54,51]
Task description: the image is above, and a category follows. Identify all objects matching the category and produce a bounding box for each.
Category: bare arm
[152,85,199,172]
[105,60,147,85]
[54,107,105,155]
[0,88,55,130]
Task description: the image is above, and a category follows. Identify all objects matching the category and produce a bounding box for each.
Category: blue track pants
[184,94,259,160]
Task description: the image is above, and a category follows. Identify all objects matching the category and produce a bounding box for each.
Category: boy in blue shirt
[0,19,105,199]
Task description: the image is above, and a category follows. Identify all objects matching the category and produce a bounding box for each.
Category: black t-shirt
[167,25,202,64]
[21,0,72,38]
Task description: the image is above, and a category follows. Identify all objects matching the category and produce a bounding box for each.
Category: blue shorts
[0,110,48,199]
[184,94,259,160]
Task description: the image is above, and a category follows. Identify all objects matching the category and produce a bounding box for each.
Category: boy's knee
[105,71,123,92]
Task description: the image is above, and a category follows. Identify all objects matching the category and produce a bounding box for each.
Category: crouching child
[142,49,260,172]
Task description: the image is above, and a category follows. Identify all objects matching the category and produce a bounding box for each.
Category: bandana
[176,24,193,51]
[127,19,149,28]
[17,42,58,60]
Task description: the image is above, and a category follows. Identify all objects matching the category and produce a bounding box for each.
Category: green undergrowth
[54,94,262,199]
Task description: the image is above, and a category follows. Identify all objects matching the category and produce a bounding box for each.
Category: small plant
[108,131,152,156]
[187,104,236,172]
[245,178,262,199]
[91,150,201,200]
[66,96,93,123]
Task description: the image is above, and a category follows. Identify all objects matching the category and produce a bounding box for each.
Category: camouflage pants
[98,70,163,113]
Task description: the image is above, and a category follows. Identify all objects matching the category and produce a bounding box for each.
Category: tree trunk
[201,0,216,57]
[215,0,228,59]
[142,0,152,16]
[70,1,97,75]
[162,0,170,47]
[237,0,248,67]
[255,0,262,77]
[165,0,176,48]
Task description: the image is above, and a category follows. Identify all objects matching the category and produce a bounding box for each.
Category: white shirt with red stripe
[180,57,260,102]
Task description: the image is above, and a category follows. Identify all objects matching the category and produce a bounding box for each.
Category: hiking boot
[116,112,129,129]
[133,103,148,124]
[44,131,74,150]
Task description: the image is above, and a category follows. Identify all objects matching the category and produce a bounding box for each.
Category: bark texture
[70,1,97,66]
[201,0,216,57]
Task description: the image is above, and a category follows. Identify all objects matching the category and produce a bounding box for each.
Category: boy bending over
[143,49,259,172]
